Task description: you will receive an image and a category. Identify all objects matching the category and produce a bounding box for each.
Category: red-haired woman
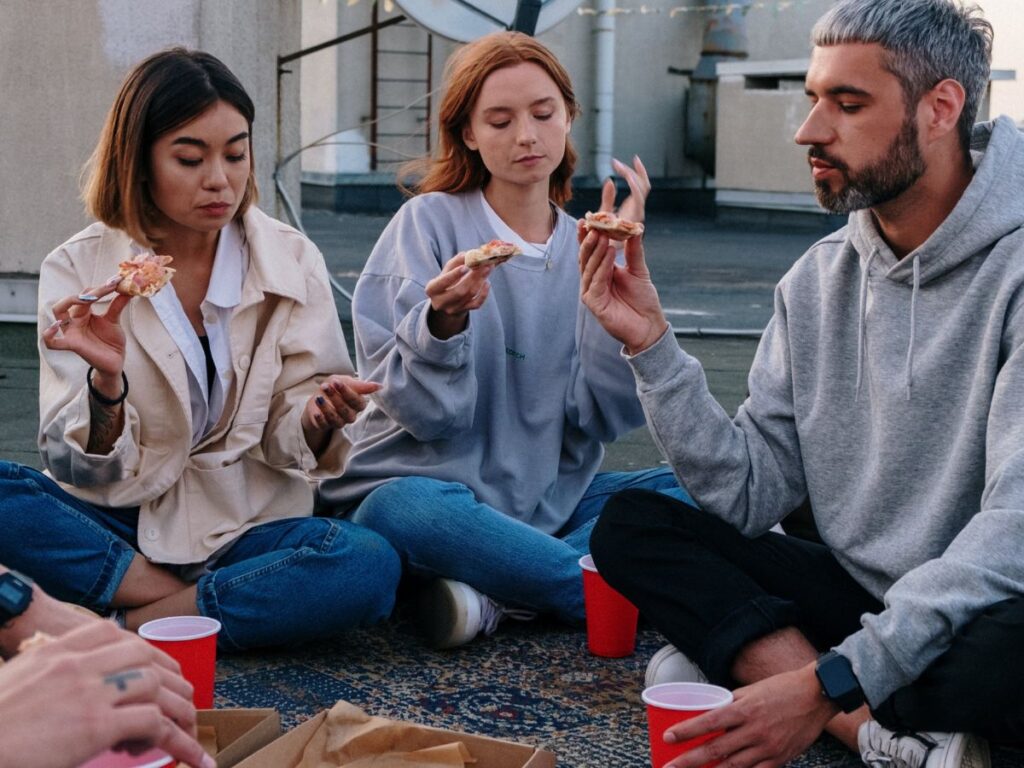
[320,31,693,648]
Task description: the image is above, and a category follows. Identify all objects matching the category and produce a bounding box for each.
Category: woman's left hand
[601,156,651,225]
[302,375,381,434]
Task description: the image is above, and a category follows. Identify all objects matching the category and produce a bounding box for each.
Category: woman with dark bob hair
[318,32,693,649]
[0,48,400,651]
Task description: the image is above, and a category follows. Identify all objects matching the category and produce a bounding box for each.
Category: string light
[338,0,818,15]
[577,0,817,17]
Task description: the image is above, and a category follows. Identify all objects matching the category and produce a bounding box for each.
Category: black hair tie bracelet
[87,367,129,407]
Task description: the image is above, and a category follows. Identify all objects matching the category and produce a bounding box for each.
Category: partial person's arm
[0,622,213,768]
[0,567,94,659]
[352,203,482,441]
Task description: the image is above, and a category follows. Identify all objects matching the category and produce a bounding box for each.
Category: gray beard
[811,116,926,214]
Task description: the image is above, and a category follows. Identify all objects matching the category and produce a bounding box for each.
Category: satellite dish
[393,0,584,43]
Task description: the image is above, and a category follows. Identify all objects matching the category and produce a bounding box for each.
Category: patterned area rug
[211,608,1023,767]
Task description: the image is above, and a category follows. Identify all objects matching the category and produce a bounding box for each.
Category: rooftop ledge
[717,58,1016,82]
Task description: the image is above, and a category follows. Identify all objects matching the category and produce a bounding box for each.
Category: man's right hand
[577,224,670,355]
[0,622,214,768]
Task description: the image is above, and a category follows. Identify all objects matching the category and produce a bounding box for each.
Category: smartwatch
[0,570,34,626]
[815,650,865,713]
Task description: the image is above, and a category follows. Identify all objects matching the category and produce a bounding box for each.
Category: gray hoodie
[629,116,1024,706]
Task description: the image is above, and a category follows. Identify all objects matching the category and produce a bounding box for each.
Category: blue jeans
[347,467,693,623]
[0,461,400,651]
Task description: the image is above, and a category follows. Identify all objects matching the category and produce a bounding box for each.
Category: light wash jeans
[0,461,400,651]
[348,467,694,623]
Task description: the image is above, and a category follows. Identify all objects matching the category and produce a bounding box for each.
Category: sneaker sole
[934,734,991,768]
[414,579,480,650]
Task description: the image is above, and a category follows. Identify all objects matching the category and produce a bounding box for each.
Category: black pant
[590,490,1024,744]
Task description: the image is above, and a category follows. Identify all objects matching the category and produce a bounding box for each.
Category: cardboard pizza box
[233,709,556,768]
[196,708,281,768]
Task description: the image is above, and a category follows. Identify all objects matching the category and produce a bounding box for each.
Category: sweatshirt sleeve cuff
[52,391,140,485]
[397,301,472,369]
[835,630,914,708]
[624,327,691,391]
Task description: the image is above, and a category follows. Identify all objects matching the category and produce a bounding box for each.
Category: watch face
[0,581,23,602]
[817,652,863,713]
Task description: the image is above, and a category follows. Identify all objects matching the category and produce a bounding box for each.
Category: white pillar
[593,0,615,179]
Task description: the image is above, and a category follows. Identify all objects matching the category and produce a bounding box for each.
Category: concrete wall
[0,0,300,293]
[978,0,1024,124]
[298,0,849,184]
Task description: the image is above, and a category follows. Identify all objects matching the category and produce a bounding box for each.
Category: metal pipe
[511,0,543,35]
[277,15,406,67]
[593,0,615,179]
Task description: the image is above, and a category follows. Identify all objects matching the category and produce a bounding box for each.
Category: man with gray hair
[581,0,1023,766]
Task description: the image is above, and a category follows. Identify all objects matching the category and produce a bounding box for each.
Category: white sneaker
[414,578,535,650]
[858,720,991,768]
[645,644,709,688]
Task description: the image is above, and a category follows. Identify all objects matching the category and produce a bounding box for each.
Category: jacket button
[238,355,251,370]
[145,527,159,541]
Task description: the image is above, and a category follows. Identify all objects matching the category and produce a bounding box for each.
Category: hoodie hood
[849,116,1024,286]
[845,116,1024,397]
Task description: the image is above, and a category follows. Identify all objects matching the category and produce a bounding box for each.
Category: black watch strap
[815,650,865,714]
[0,570,35,625]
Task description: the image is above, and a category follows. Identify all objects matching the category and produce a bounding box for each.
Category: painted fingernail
[203,755,217,768]
[46,320,61,331]
[316,396,326,406]
[105,275,122,286]
[78,294,99,302]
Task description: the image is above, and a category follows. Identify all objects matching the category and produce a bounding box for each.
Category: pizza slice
[582,211,645,241]
[115,253,176,298]
[463,239,523,269]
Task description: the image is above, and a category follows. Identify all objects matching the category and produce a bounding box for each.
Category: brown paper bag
[297,702,475,768]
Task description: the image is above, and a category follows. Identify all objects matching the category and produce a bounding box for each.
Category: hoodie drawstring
[855,249,878,400]
[905,254,920,400]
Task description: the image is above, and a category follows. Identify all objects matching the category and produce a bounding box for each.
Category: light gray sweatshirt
[628,116,1024,706]
[319,190,645,532]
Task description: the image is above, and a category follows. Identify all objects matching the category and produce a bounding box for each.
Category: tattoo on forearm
[104,669,144,692]
[87,398,124,454]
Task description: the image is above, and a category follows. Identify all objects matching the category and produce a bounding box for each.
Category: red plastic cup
[138,616,220,708]
[579,553,639,657]
[77,747,175,768]
[642,682,733,768]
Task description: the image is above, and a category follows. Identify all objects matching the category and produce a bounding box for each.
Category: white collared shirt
[148,222,248,446]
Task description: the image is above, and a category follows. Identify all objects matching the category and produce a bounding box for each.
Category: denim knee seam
[195,575,238,651]
[701,595,802,687]
[17,472,137,609]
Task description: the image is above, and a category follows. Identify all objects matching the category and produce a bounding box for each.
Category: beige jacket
[38,207,354,564]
